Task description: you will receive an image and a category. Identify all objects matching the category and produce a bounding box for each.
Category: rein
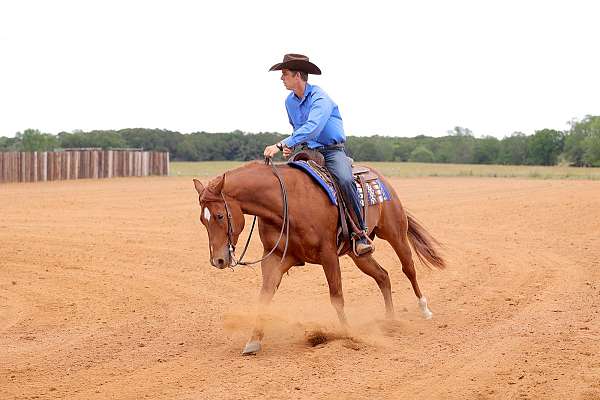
[221,157,289,267]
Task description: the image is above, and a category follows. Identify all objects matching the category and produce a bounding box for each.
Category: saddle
[289,150,387,255]
[290,149,378,178]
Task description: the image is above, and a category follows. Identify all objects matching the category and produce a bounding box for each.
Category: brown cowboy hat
[269,53,322,75]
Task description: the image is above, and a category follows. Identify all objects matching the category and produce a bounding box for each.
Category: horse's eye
[217,214,224,220]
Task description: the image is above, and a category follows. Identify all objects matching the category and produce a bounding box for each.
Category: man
[264,53,373,255]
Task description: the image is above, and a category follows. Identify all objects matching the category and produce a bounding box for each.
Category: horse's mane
[200,161,270,203]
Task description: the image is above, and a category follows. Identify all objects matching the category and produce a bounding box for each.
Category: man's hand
[263,144,280,158]
[282,146,292,158]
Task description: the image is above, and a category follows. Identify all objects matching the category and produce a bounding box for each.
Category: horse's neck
[225,164,284,218]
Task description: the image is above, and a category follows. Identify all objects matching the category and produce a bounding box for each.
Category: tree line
[1,115,599,166]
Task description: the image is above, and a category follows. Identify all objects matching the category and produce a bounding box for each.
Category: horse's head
[193,175,245,269]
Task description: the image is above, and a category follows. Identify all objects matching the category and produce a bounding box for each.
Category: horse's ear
[193,179,205,196]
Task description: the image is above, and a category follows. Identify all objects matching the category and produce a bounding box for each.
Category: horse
[192,160,445,355]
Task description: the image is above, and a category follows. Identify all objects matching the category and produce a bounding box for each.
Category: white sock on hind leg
[418,296,433,320]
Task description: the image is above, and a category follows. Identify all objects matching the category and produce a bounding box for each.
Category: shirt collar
[293,82,312,103]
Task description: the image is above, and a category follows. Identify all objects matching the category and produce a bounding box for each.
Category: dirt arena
[1,175,599,399]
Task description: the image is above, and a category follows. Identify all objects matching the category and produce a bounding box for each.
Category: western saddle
[290,149,377,255]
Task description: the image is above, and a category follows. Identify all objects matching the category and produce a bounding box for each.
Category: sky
[0,0,599,139]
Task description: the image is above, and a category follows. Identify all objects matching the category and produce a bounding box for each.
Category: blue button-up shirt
[281,83,346,149]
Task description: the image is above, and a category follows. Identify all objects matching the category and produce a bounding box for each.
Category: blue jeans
[320,147,366,232]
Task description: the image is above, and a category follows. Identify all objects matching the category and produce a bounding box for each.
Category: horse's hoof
[242,340,261,355]
[418,297,433,320]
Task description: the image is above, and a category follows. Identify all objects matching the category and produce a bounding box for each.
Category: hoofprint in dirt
[1,177,599,399]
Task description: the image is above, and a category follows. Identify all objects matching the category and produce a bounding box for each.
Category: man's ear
[193,179,205,196]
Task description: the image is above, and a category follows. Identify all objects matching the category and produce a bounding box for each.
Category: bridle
[208,157,289,267]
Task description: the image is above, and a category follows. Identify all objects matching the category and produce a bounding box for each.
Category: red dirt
[1,176,599,399]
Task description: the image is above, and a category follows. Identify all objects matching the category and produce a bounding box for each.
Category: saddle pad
[288,160,391,206]
[356,177,392,206]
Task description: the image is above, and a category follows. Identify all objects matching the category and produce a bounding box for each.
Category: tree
[4,121,600,166]
[409,146,434,163]
[351,141,384,161]
[498,132,529,165]
[392,140,417,161]
[0,136,19,150]
[17,129,59,151]
[582,116,600,166]
[473,136,501,164]
[526,129,564,165]
[563,129,587,166]
[448,126,473,137]
[58,130,127,149]
[564,116,600,166]
[434,134,476,163]
[118,128,183,153]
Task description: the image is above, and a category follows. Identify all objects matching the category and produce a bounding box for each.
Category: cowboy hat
[269,53,322,75]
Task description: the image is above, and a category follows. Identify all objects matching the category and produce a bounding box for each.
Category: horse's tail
[406,212,446,270]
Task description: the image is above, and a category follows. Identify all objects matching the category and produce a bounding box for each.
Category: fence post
[1,150,170,183]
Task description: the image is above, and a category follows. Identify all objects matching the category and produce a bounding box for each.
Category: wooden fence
[0,150,170,183]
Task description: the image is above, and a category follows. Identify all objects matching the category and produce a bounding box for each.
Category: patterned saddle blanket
[288,160,391,206]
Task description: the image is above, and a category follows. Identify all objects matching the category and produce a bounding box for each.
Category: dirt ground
[1,176,599,399]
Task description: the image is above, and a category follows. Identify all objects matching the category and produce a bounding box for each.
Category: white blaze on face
[203,207,211,222]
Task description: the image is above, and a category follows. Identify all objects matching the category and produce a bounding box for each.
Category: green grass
[171,161,247,177]
[170,161,600,180]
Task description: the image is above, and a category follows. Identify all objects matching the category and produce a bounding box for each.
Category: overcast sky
[1,0,598,139]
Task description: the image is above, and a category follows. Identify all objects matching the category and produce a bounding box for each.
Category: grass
[171,161,247,177]
[170,161,600,180]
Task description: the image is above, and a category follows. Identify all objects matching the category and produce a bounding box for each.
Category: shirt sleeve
[285,103,294,128]
[282,95,333,148]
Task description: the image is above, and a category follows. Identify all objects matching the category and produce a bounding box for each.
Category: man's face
[281,69,300,90]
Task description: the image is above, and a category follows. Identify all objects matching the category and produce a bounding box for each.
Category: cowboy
[263,53,373,255]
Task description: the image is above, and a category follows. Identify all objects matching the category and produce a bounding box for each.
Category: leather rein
[218,157,289,267]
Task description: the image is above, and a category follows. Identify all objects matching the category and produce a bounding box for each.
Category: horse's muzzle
[211,254,230,269]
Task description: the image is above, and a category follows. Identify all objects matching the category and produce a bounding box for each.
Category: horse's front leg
[242,254,294,355]
[321,253,348,330]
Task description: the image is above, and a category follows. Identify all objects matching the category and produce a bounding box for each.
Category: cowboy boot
[354,233,374,256]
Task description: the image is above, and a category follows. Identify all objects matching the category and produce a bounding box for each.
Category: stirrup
[352,233,374,257]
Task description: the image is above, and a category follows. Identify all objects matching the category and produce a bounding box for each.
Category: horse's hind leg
[390,235,433,319]
[349,253,394,319]
[242,254,294,355]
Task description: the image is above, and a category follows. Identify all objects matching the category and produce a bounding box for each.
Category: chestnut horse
[193,161,445,354]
